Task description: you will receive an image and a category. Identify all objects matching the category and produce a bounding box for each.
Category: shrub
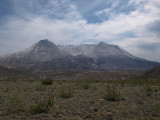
[60,88,74,98]
[103,86,121,101]
[42,78,53,85]
[144,84,154,96]
[80,82,90,89]
[9,96,26,113]
[30,95,54,114]
[30,101,48,114]
[145,85,153,92]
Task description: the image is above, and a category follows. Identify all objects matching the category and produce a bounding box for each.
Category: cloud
[0,0,160,62]
[95,1,120,18]
[146,20,160,37]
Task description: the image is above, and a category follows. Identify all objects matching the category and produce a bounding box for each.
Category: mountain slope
[58,42,141,59]
[0,39,159,71]
[0,39,65,69]
[142,66,160,79]
[58,42,159,70]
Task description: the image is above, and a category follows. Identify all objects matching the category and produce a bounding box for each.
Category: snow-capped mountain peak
[0,39,159,70]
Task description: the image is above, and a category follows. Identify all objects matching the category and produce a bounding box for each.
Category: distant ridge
[143,66,160,79]
[0,65,9,73]
[0,39,159,71]
[0,65,21,74]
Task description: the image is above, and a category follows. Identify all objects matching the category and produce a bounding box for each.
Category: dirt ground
[0,71,160,120]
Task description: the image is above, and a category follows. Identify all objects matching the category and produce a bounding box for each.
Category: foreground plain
[0,71,160,120]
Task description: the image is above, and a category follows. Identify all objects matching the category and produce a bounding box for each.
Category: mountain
[0,39,65,69]
[58,42,139,58]
[58,42,159,70]
[0,39,159,71]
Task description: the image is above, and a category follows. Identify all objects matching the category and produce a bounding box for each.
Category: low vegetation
[8,96,26,113]
[80,81,91,89]
[103,85,121,101]
[30,95,54,114]
[59,87,74,98]
[0,70,160,120]
[42,77,53,85]
[35,85,46,91]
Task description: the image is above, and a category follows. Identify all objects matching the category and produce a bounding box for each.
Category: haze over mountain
[0,39,159,71]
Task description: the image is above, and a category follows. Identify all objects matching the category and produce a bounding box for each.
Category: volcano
[0,39,159,71]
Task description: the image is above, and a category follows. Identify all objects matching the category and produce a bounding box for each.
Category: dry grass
[0,71,160,120]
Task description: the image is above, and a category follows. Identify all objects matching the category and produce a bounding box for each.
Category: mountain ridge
[0,39,159,71]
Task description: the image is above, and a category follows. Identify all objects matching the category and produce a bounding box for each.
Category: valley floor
[0,71,160,120]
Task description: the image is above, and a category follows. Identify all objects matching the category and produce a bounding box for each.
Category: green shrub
[30,101,48,114]
[80,82,90,89]
[145,85,153,92]
[144,84,153,96]
[60,88,74,98]
[103,86,121,101]
[42,78,53,85]
[29,96,54,114]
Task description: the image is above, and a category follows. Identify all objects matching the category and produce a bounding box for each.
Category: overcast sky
[0,0,160,62]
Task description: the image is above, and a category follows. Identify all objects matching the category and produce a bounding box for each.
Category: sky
[0,0,160,62]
